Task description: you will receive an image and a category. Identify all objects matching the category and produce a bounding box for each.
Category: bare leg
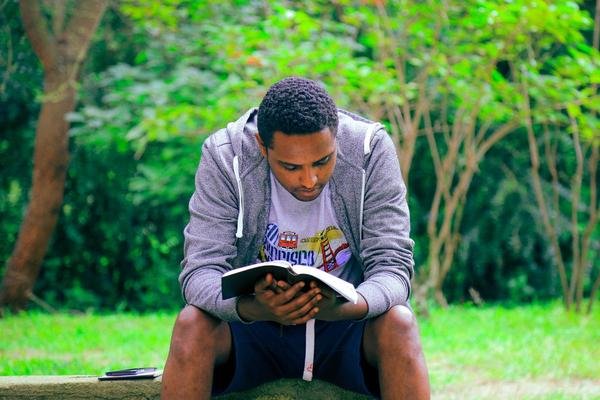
[161,305,231,400]
[363,305,430,400]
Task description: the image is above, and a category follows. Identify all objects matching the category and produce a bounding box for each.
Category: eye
[282,164,298,171]
[315,156,330,166]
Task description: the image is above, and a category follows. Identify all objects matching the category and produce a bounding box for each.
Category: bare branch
[476,120,520,161]
[568,117,584,309]
[19,0,57,69]
[582,145,599,252]
[27,290,57,314]
[589,3,599,263]
[589,272,600,313]
[521,74,570,308]
[474,120,492,149]
[438,156,477,248]
[440,195,466,283]
[385,102,403,142]
[424,106,443,177]
[48,0,67,36]
[61,0,107,63]
[543,124,561,213]
[584,145,599,313]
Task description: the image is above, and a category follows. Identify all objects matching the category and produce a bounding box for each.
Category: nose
[299,167,318,189]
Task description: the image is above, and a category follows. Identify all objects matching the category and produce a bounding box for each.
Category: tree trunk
[0,71,73,309]
[0,0,107,311]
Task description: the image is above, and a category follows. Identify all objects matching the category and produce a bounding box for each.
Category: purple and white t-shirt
[257,172,361,287]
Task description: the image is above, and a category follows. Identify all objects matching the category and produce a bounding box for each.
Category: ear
[255,133,268,158]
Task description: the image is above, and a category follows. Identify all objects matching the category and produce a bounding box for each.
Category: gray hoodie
[180,108,414,322]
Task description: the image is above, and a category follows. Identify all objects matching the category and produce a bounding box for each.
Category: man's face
[257,128,337,202]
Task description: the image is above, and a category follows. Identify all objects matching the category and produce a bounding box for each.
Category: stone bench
[0,375,375,399]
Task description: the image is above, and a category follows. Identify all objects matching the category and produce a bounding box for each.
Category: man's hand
[308,281,339,320]
[270,279,370,321]
[237,273,322,325]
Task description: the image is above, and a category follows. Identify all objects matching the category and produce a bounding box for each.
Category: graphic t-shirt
[257,172,361,287]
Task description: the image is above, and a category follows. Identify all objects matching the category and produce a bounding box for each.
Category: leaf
[566,103,581,119]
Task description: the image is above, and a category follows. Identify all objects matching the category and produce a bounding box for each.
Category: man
[161,77,430,399]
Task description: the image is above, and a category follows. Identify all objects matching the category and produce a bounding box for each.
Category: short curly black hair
[257,77,339,148]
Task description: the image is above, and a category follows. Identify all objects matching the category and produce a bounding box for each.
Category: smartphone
[98,367,162,380]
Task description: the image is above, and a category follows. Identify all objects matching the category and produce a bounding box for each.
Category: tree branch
[61,0,107,63]
[46,0,67,36]
[476,119,520,161]
[568,116,584,309]
[585,145,599,313]
[521,75,570,308]
[19,0,57,69]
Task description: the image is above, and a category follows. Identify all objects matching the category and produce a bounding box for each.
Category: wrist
[316,295,368,321]
[338,296,368,320]
[236,295,260,322]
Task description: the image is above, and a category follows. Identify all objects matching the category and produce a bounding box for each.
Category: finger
[278,281,307,302]
[297,287,322,304]
[312,282,335,298]
[254,273,274,292]
[290,304,320,325]
[294,293,322,317]
[271,279,289,294]
[270,284,320,314]
[279,288,321,316]
[280,300,318,326]
[260,282,307,311]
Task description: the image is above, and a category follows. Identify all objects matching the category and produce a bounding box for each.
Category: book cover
[98,367,162,381]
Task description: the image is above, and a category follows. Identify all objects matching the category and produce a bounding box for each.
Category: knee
[387,304,418,334]
[170,305,221,352]
[364,305,423,365]
[167,306,231,367]
[372,305,420,342]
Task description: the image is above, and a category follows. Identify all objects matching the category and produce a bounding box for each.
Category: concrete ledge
[0,376,375,399]
[0,375,160,400]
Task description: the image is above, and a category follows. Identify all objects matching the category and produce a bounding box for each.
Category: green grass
[421,302,600,399]
[0,312,175,375]
[1,302,599,399]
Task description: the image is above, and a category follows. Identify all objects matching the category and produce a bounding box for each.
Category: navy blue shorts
[212,319,379,397]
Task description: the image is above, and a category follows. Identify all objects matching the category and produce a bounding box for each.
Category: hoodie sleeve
[179,133,246,322]
[356,129,414,318]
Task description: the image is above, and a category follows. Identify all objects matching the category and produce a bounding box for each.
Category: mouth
[294,187,321,201]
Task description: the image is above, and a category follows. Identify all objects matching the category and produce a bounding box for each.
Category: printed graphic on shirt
[258,223,352,272]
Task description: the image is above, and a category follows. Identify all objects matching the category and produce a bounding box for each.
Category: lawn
[421,302,600,399]
[1,302,599,399]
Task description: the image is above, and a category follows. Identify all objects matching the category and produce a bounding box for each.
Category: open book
[221,260,358,304]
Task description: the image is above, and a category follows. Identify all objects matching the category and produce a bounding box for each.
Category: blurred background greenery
[1,0,598,313]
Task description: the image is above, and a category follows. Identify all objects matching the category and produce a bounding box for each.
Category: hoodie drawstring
[302,319,315,381]
[233,155,244,238]
[359,122,380,239]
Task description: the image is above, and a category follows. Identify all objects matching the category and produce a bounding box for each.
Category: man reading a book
[161,77,430,399]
